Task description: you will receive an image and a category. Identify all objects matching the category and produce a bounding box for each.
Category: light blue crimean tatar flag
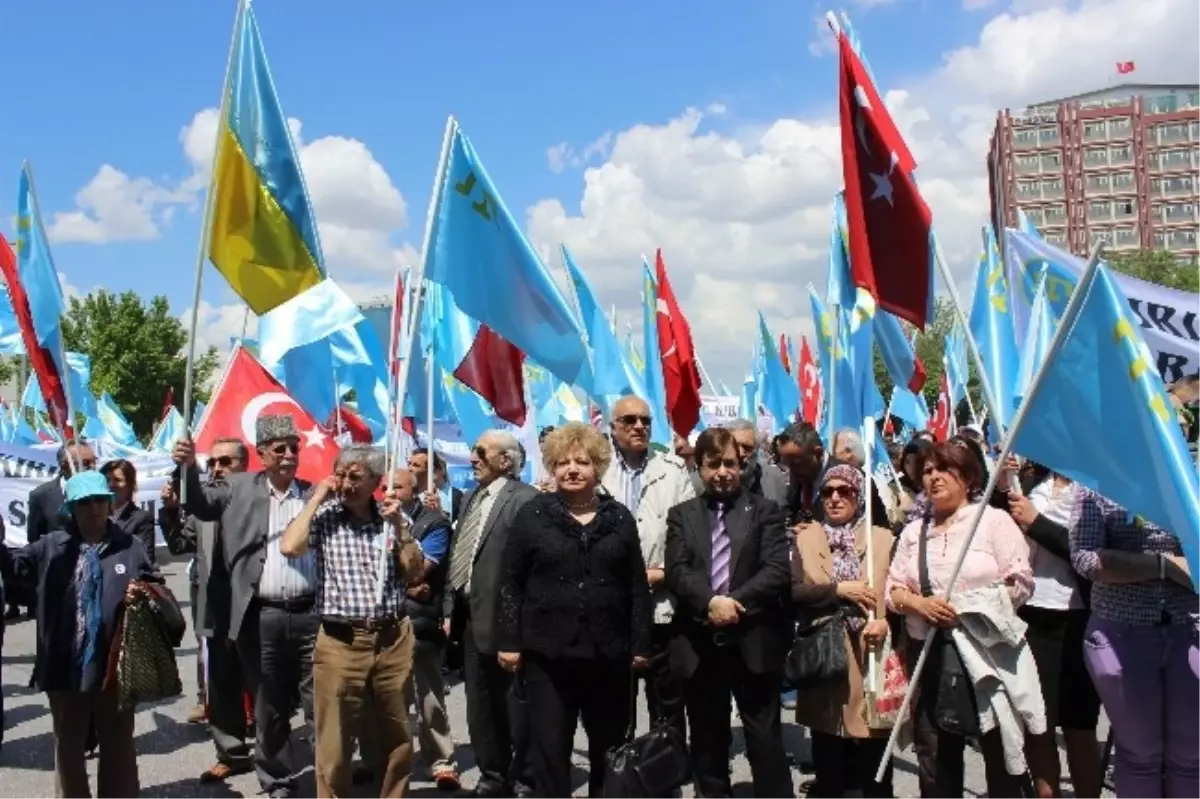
[1011,263,1200,578]
[969,224,1020,433]
[562,245,646,402]
[1014,266,1056,408]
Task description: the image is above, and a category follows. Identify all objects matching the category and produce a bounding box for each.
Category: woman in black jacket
[101,459,157,565]
[497,422,653,798]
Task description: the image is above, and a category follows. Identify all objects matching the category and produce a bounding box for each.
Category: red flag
[838,32,934,329]
[1116,60,1135,74]
[654,250,702,438]
[928,371,952,442]
[160,386,175,422]
[454,324,527,426]
[194,348,340,483]
[327,405,373,444]
[798,336,821,425]
[388,271,405,378]
[589,404,604,429]
[779,334,792,374]
[0,236,71,435]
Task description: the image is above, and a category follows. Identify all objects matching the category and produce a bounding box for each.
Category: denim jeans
[1083,615,1199,798]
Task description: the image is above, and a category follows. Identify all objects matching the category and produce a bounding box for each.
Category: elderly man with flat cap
[174,414,319,799]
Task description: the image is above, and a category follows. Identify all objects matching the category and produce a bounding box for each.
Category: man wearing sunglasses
[599,395,695,747]
[174,415,319,799]
[161,437,253,783]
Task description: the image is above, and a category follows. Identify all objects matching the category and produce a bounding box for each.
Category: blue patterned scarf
[74,541,105,671]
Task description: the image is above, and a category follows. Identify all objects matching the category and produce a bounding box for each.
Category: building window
[1088,200,1111,220]
[1153,230,1166,248]
[1114,227,1140,248]
[1109,144,1133,166]
[1090,228,1114,246]
[1146,94,1178,114]
[1190,120,1199,140]
[1041,177,1064,198]
[1113,198,1137,219]
[1044,204,1067,225]
[1040,151,1061,171]
[1045,230,1068,246]
[1017,180,1041,200]
[1186,91,1200,110]
[1082,121,1107,142]
[1086,173,1111,194]
[1084,147,1109,167]
[1155,175,1196,196]
[1111,171,1136,192]
[1012,128,1038,149]
[1015,153,1040,174]
[1157,149,1192,171]
[1157,122,1189,144]
[1159,202,1197,222]
[1168,229,1198,250]
[1039,127,1060,145]
[1108,117,1132,138]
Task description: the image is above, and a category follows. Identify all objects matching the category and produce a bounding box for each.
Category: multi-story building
[989,83,1199,264]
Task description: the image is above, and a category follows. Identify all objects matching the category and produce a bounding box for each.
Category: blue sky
[1,0,1192,386]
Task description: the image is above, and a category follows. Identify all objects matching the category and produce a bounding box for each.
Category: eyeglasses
[473,446,491,459]
[615,414,652,427]
[268,440,300,456]
[820,485,859,500]
[209,456,237,469]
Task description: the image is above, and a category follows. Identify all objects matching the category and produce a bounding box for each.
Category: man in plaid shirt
[281,445,425,798]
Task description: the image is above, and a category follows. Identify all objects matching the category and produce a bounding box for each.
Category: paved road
[1,560,1105,797]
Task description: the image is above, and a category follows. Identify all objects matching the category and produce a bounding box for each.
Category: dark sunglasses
[820,485,859,500]
[268,440,300,456]
[615,414,652,427]
[473,445,491,459]
[209,456,237,469]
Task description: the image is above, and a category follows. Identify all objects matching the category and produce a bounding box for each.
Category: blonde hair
[541,421,612,477]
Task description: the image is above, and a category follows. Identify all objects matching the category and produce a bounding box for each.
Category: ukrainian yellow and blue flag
[207,3,323,315]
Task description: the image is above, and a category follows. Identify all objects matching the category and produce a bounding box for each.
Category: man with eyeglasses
[174,415,319,799]
[161,437,253,783]
[600,395,695,747]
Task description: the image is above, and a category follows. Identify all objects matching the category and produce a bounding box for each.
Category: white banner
[2,474,170,548]
[700,395,741,428]
[1005,229,1200,384]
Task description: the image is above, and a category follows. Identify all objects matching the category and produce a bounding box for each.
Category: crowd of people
[0,394,1196,799]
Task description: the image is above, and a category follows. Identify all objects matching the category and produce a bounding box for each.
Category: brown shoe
[432,765,461,792]
[187,704,207,724]
[199,762,251,783]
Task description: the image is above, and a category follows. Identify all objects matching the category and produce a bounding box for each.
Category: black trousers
[463,607,529,793]
[237,601,318,797]
[642,623,686,743]
[809,731,893,798]
[524,653,631,798]
[190,578,205,703]
[208,637,252,767]
[906,638,1024,798]
[682,647,792,798]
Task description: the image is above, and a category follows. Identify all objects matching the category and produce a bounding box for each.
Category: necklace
[566,495,599,512]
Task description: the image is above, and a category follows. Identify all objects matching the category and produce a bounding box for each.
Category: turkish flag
[327,404,374,444]
[0,236,71,435]
[454,324,527,426]
[928,371,952,442]
[1116,60,1135,74]
[779,334,792,374]
[194,348,340,483]
[838,32,933,329]
[388,270,405,378]
[654,250,702,438]
[798,335,821,425]
[160,386,175,423]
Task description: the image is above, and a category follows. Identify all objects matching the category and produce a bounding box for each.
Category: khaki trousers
[313,618,415,798]
[47,690,138,798]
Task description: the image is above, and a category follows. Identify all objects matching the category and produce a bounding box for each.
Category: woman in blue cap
[9,469,158,797]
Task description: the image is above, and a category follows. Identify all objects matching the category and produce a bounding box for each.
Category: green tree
[1107,249,1199,293]
[0,355,19,391]
[61,290,219,439]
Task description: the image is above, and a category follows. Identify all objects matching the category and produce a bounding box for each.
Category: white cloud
[543,132,616,173]
[47,165,188,244]
[528,0,1198,387]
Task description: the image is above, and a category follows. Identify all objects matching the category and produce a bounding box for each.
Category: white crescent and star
[238,392,329,452]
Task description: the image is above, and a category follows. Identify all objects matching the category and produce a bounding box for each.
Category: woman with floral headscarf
[9,470,158,797]
[792,463,897,797]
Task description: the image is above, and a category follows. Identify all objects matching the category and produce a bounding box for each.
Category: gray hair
[335,445,386,478]
[482,429,524,478]
[833,428,865,466]
[725,419,756,436]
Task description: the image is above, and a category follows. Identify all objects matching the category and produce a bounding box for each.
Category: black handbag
[785,609,849,685]
[603,671,692,798]
[917,517,980,738]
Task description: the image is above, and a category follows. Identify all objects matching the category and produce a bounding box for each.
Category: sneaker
[432,765,461,792]
[187,704,208,724]
[199,762,251,783]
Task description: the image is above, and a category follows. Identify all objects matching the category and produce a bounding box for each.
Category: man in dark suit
[445,429,537,797]
[161,437,253,783]
[174,416,318,799]
[666,427,794,798]
[8,440,97,619]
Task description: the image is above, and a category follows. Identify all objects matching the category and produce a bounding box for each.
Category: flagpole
[874,243,1105,783]
[425,333,436,495]
[862,415,877,693]
[383,269,403,476]
[181,0,247,502]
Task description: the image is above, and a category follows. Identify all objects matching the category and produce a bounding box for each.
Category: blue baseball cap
[63,471,114,513]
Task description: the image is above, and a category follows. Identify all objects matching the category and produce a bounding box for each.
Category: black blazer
[665,491,792,678]
[496,493,652,661]
[26,478,65,546]
[112,502,157,566]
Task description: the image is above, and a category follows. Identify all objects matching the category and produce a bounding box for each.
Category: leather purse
[602,670,692,797]
[785,609,849,685]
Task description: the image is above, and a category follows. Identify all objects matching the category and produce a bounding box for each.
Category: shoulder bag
[603,669,692,797]
[785,607,848,685]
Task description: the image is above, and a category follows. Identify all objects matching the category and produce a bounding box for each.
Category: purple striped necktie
[710,502,731,595]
